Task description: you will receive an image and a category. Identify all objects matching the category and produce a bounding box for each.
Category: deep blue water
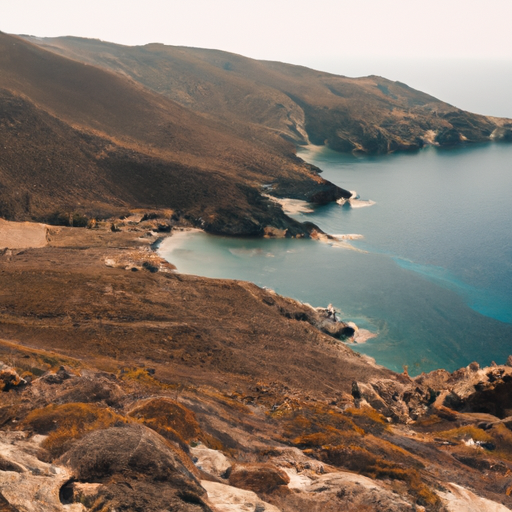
[159,143,512,375]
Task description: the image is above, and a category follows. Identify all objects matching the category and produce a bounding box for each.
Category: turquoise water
[160,143,512,375]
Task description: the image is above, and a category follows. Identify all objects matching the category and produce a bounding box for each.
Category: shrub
[320,445,441,508]
[128,398,202,444]
[344,406,388,434]
[20,403,126,459]
[436,425,493,444]
[279,403,364,445]
[119,367,171,389]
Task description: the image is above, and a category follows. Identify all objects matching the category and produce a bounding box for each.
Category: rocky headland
[1,32,511,240]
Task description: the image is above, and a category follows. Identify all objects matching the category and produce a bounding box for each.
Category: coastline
[3,214,512,511]
[157,227,376,344]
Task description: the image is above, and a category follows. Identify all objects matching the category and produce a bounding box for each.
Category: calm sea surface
[160,143,512,374]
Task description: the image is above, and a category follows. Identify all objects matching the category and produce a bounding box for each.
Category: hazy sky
[2,0,512,116]
[3,0,512,62]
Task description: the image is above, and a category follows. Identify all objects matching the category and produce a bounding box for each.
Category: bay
[159,143,512,375]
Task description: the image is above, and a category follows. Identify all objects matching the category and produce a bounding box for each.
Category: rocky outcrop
[417,363,512,419]
[280,470,417,512]
[437,482,511,512]
[0,365,26,392]
[351,362,512,424]
[492,124,512,142]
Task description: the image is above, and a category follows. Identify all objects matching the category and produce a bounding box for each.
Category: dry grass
[128,397,224,453]
[0,339,83,380]
[436,425,493,444]
[20,403,126,459]
[487,423,512,461]
[128,398,201,443]
[344,406,389,434]
[320,445,441,509]
[277,403,365,448]
[119,367,172,390]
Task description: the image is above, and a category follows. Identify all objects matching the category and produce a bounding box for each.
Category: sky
[2,0,512,116]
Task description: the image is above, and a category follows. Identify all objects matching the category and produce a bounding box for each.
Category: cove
[159,143,512,375]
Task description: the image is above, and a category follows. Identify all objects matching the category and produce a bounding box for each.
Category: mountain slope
[0,32,347,233]
[25,35,510,153]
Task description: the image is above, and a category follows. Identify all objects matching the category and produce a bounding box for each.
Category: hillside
[0,32,347,234]
[2,222,512,511]
[24,35,511,153]
[2,32,511,232]
[2,32,512,512]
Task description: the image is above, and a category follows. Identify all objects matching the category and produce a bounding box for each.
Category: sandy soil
[0,219,48,249]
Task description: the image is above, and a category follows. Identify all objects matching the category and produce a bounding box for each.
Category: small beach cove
[159,143,512,375]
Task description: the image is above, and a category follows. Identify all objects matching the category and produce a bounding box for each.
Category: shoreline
[157,227,377,345]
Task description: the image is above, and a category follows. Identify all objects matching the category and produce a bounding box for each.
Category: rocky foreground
[2,218,512,511]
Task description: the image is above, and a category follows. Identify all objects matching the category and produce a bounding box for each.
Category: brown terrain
[0,32,347,236]
[22,35,512,153]
[2,30,512,512]
[2,220,512,511]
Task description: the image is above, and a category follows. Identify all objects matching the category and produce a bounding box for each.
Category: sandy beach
[262,194,314,214]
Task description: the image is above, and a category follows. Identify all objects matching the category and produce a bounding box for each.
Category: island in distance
[1,31,512,511]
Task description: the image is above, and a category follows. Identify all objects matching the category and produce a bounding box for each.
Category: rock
[493,126,512,142]
[0,431,84,512]
[60,482,103,508]
[453,455,509,474]
[0,492,20,511]
[469,362,480,372]
[227,463,290,494]
[275,470,416,511]
[39,366,73,385]
[201,480,281,512]
[260,447,326,474]
[157,223,171,232]
[435,128,463,145]
[352,380,410,422]
[0,365,26,392]
[59,424,213,511]
[316,319,355,339]
[10,369,127,421]
[142,261,159,273]
[190,444,232,478]
[437,482,511,512]
[442,365,512,418]
[506,355,512,368]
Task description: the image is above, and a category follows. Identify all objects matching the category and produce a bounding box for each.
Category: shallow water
[160,143,512,375]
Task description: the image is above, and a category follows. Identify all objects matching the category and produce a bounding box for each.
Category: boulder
[0,431,83,512]
[190,444,232,478]
[59,424,213,512]
[227,463,290,494]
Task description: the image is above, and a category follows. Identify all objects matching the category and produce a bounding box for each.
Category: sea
[159,60,512,375]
